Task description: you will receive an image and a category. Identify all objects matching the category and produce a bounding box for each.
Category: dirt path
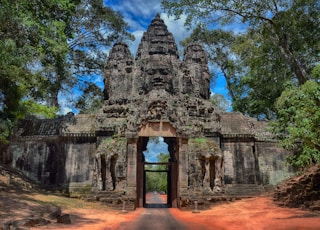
[1,188,320,229]
[116,193,186,230]
[170,197,320,230]
[55,196,320,230]
[116,208,187,230]
[2,165,320,229]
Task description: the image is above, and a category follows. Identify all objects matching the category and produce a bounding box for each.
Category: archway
[137,122,178,208]
[143,137,171,208]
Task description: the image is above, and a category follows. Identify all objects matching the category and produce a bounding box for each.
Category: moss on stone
[189,137,220,153]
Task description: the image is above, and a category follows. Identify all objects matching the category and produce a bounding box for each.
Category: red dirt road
[33,195,320,230]
[170,197,320,230]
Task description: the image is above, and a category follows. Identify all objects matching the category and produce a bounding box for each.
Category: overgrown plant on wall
[189,137,220,153]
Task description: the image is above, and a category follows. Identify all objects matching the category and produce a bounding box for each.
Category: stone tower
[7,14,294,209]
[100,14,214,137]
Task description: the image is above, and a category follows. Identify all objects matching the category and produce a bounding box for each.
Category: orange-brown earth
[1,166,320,229]
[1,190,320,229]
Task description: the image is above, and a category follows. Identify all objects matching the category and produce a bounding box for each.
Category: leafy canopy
[0,0,133,143]
[271,79,320,168]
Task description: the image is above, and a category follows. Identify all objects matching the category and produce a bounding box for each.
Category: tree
[0,0,133,143]
[75,83,104,114]
[271,78,320,168]
[210,94,231,111]
[163,0,320,118]
[230,29,292,119]
[145,153,170,192]
[69,0,134,113]
[163,0,319,84]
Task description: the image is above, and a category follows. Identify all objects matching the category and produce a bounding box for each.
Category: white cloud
[107,0,161,21]
[105,0,191,55]
[143,137,169,162]
[221,22,248,34]
[59,106,73,115]
[58,95,74,115]
[128,30,144,56]
[161,13,192,51]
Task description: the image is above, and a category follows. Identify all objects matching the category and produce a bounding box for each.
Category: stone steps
[83,191,136,211]
[224,184,265,196]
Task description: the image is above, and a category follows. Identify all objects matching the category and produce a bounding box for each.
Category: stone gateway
[5,14,294,209]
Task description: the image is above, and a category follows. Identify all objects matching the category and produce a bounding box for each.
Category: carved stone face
[145,61,173,92]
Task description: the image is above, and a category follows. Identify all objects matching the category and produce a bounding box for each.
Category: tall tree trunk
[221,66,236,102]
[48,93,59,108]
[276,31,308,85]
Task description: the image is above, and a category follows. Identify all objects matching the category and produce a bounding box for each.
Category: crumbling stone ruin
[273,163,320,211]
[4,14,295,209]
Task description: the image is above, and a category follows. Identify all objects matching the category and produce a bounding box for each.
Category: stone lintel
[138,121,176,137]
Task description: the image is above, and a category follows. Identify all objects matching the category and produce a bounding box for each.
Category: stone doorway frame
[136,122,179,208]
[143,162,172,208]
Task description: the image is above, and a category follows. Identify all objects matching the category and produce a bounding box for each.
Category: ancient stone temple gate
[5,14,294,209]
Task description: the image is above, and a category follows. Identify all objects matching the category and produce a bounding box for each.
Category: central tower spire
[136,14,179,61]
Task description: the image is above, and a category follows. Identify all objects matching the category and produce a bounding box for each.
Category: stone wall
[7,136,96,191]
[222,139,257,184]
[256,141,294,185]
[222,138,294,186]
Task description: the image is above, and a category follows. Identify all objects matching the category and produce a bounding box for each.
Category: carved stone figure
[144,60,174,93]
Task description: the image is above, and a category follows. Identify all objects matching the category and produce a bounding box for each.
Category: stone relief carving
[147,100,167,120]
[94,139,127,192]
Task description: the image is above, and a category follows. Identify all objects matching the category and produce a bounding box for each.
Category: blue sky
[143,137,169,162]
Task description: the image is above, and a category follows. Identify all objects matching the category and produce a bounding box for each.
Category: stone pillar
[203,158,211,193]
[126,138,137,196]
[95,155,102,191]
[178,138,189,198]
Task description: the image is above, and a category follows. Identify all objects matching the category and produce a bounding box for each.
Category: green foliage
[157,153,170,163]
[75,83,104,114]
[101,136,126,145]
[189,137,220,152]
[0,119,13,144]
[312,65,320,80]
[0,0,133,142]
[191,137,207,143]
[271,79,320,168]
[146,171,168,192]
[1,0,74,141]
[145,153,170,192]
[18,100,58,119]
